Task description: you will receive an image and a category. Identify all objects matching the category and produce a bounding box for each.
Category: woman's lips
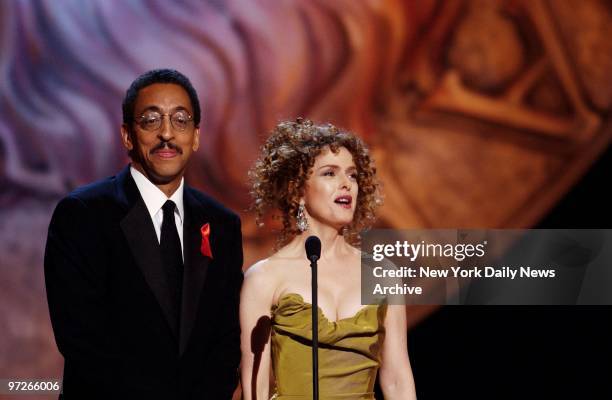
[334,195,353,209]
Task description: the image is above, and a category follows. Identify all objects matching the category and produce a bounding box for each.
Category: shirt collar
[130,165,184,223]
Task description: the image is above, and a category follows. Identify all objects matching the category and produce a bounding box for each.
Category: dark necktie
[160,200,184,334]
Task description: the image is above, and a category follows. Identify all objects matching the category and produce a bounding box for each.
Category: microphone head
[305,236,321,262]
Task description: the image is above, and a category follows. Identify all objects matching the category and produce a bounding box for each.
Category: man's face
[121,83,200,187]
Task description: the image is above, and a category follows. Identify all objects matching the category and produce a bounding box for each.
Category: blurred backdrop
[1,0,611,398]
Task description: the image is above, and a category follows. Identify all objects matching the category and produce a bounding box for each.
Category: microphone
[305,235,321,400]
[305,236,321,263]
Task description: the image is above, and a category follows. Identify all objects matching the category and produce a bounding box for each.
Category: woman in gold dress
[240,118,416,399]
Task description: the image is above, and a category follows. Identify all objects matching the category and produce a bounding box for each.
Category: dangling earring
[296,203,309,232]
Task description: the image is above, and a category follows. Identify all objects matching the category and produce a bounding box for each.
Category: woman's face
[302,146,359,230]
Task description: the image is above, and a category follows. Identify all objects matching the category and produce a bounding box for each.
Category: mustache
[150,141,183,154]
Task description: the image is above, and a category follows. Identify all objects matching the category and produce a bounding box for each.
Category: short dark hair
[122,69,201,128]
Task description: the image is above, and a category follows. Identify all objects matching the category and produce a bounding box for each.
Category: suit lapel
[118,167,179,341]
[180,188,211,355]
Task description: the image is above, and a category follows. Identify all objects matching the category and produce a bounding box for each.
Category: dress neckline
[273,292,380,324]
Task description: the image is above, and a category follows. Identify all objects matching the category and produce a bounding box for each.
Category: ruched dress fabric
[270,293,387,399]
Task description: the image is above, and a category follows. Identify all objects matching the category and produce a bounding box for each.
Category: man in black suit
[44,69,243,398]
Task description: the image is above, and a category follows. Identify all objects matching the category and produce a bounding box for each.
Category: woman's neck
[289,224,352,261]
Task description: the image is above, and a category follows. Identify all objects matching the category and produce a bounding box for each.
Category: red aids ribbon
[200,223,213,259]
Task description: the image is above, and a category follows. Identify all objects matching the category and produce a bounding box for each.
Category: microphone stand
[306,235,321,400]
[310,255,319,400]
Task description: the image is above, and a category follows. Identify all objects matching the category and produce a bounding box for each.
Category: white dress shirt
[130,166,185,259]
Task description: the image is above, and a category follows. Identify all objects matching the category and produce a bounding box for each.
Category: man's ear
[192,127,200,152]
[120,124,133,151]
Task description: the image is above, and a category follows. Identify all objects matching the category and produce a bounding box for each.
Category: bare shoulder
[244,255,296,287]
[241,259,281,311]
[244,258,278,286]
[243,254,305,307]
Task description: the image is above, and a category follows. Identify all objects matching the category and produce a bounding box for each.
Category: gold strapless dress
[270,293,387,400]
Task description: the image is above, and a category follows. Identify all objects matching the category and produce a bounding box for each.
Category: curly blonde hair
[249,118,382,247]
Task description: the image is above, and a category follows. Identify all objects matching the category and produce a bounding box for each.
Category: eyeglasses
[135,110,194,132]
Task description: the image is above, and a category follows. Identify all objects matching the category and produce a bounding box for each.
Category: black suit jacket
[44,166,243,399]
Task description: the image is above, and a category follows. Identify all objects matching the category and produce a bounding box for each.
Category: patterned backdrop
[1,0,611,395]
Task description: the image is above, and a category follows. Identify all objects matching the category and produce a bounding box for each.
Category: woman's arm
[379,304,417,399]
[240,261,276,400]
